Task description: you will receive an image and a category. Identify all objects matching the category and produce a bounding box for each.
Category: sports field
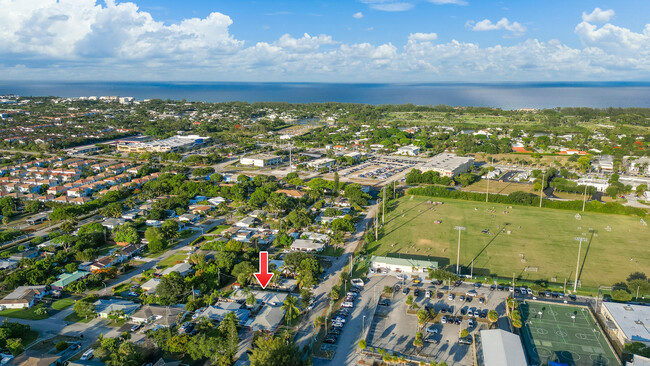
[369,195,650,287]
[519,302,619,366]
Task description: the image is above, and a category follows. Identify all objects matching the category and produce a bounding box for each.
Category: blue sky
[1,0,650,82]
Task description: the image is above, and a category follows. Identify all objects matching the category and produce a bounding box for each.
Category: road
[293,202,379,360]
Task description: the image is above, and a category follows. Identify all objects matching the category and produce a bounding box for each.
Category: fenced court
[519,301,620,366]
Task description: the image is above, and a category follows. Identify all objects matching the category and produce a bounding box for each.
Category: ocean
[3,81,650,110]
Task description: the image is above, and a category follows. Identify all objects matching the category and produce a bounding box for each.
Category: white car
[351,279,364,286]
[80,349,94,360]
[342,302,354,308]
[527,288,533,295]
[448,294,454,300]
[425,290,432,298]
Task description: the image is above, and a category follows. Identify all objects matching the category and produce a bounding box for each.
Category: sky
[1,0,650,82]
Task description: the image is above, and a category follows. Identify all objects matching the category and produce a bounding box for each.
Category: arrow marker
[254,251,274,289]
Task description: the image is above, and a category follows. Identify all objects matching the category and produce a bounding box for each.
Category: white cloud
[428,0,467,5]
[353,12,363,19]
[469,17,526,36]
[582,8,615,23]
[3,0,650,82]
[360,1,414,12]
[408,32,438,42]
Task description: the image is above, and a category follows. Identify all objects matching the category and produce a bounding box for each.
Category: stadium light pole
[582,184,588,212]
[454,226,466,275]
[539,172,545,208]
[573,237,587,292]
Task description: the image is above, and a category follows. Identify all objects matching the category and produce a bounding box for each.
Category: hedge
[407,186,647,217]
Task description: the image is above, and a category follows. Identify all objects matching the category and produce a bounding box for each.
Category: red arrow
[254,251,274,289]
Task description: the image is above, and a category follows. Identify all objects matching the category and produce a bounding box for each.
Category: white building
[370,256,437,274]
[396,145,421,156]
[575,178,609,192]
[290,239,325,252]
[601,302,650,346]
[307,158,336,170]
[478,329,527,366]
[420,153,474,177]
[117,135,208,153]
[596,155,615,171]
[240,154,283,167]
[0,285,48,309]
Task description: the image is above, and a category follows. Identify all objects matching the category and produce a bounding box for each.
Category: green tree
[611,289,633,302]
[145,227,167,253]
[161,219,180,239]
[460,329,469,338]
[157,272,188,305]
[488,310,499,323]
[231,261,256,286]
[112,223,139,244]
[5,338,23,356]
[281,295,300,326]
[73,299,96,320]
[359,339,367,350]
[249,335,305,366]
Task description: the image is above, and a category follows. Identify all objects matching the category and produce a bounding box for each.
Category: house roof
[479,329,527,366]
[93,299,140,315]
[246,304,286,332]
[290,239,324,251]
[161,262,192,277]
[2,285,47,303]
[52,271,89,288]
[130,304,183,326]
[230,290,288,306]
[370,255,438,270]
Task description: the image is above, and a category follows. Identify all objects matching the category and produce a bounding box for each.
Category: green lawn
[157,254,188,269]
[51,298,75,311]
[64,312,93,323]
[208,225,230,234]
[369,196,650,288]
[320,246,344,257]
[0,303,50,320]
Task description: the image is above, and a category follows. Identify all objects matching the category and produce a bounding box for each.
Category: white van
[80,349,94,360]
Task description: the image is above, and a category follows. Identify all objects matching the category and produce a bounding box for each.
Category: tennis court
[519,301,620,366]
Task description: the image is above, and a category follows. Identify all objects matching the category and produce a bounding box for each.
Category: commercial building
[307,158,336,170]
[240,154,283,167]
[601,302,650,346]
[117,135,208,153]
[477,329,527,366]
[420,153,474,177]
[575,177,609,192]
[396,145,421,156]
[370,256,437,274]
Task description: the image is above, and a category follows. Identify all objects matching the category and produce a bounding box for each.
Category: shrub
[55,341,69,352]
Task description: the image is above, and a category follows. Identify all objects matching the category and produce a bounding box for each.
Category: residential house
[129,304,184,327]
[141,278,161,294]
[0,285,49,309]
[198,302,250,323]
[235,216,257,228]
[161,262,193,277]
[290,239,325,252]
[0,259,18,270]
[51,271,90,291]
[93,299,140,318]
[9,249,40,262]
[90,256,114,272]
[178,213,199,223]
[101,218,126,230]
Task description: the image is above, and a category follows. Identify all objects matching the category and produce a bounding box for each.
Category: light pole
[539,172,545,208]
[573,237,587,292]
[363,315,366,334]
[454,226,466,275]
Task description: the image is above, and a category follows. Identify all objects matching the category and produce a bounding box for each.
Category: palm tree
[313,315,325,333]
[246,293,257,307]
[281,295,300,327]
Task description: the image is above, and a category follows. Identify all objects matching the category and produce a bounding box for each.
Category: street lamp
[454,226,466,275]
[573,237,587,292]
[538,311,543,320]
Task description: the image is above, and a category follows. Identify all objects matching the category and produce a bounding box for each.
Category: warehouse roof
[479,329,527,366]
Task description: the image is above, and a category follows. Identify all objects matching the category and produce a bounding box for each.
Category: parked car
[342,302,354,308]
[459,295,465,301]
[351,278,364,286]
[80,349,94,360]
[468,319,475,327]
[414,289,420,297]
[425,290,432,298]
[402,287,409,295]
[436,292,443,299]
[490,284,496,291]
[130,324,141,332]
[441,316,448,324]
[479,298,485,304]
[426,326,439,333]
[448,294,454,300]
[459,337,473,345]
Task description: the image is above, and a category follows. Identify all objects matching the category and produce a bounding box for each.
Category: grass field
[519,302,618,366]
[157,254,187,269]
[0,303,50,320]
[369,196,650,288]
[463,180,537,195]
[51,298,75,311]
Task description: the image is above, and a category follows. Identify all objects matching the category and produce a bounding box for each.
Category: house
[235,216,257,228]
[129,304,184,327]
[0,259,17,270]
[230,290,288,306]
[290,239,324,252]
[90,256,114,271]
[101,218,126,230]
[12,352,61,366]
[26,213,48,225]
[275,189,305,199]
[161,262,193,277]
[93,299,140,318]
[0,285,49,309]
[370,256,438,274]
[198,302,250,323]
[207,197,227,206]
[51,271,90,291]
[190,205,213,215]
[600,302,650,346]
[9,249,40,262]
[145,219,163,227]
[246,303,286,334]
[121,209,143,220]
[152,358,182,366]
[141,278,161,294]
[178,213,199,223]
[396,145,420,156]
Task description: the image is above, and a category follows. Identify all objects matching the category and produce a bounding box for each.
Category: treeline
[49,189,132,221]
[407,186,647,217]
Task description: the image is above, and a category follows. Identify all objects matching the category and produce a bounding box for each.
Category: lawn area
[0,303,50,320]
[51,298,75,311]
[157,254,188,269]
[64,312,93,323]
[369,195,650,288]
[320,246,344,257]
[208,225,230,234]
[463,180,537,195]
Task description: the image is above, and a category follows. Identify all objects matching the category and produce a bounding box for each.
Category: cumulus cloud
[468,17,526,36]
[3,0,650,82]
[582,8,615,23]
[408,32,438,42]
[353,12,364,19]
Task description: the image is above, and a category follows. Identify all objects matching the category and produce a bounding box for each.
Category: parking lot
[366,276,512,365]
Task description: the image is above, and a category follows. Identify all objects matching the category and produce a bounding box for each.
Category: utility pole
[574,237,587,292]
[382,187,386,225]
[454,226,466,275]
[375,204,379,241]
[539,172,546,208]
[582,184,588,212]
